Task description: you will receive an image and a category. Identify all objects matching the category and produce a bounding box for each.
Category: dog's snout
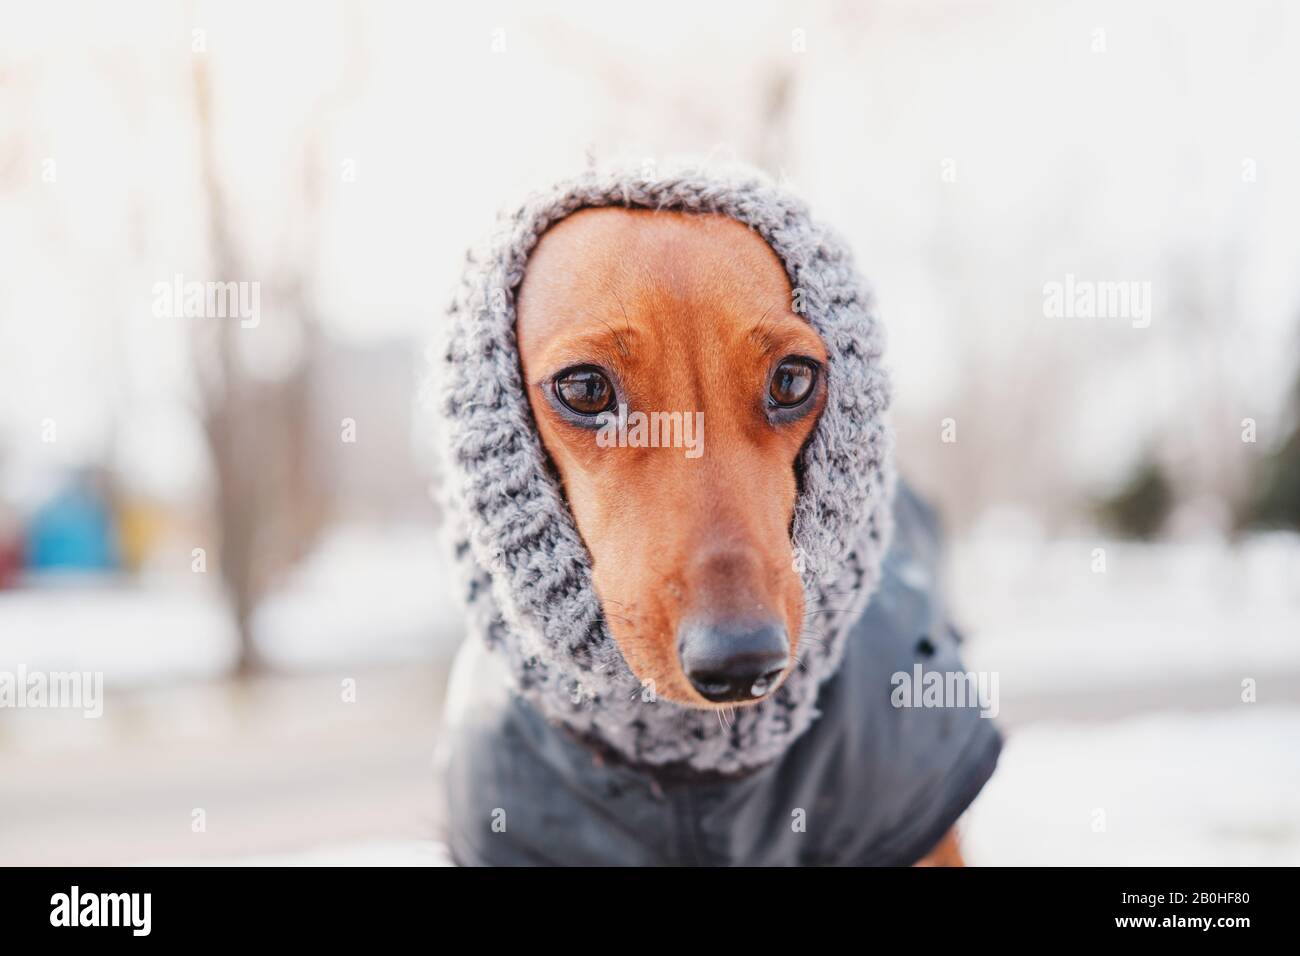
[678,617,790,703]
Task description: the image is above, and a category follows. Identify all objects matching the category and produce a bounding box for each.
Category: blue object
[26,483,118,571]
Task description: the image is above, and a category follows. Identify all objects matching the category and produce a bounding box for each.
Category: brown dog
[514,207,963,865]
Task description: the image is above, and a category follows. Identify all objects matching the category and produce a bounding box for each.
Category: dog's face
[516,208,827,708]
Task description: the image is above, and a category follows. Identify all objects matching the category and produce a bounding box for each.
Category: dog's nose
[678,617,790,703]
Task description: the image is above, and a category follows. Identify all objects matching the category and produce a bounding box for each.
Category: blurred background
[1,0,1297,865]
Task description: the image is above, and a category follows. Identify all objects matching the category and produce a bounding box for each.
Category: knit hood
[436,162,895,775]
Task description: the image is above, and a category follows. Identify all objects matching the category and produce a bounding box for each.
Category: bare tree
[189,58,327,675]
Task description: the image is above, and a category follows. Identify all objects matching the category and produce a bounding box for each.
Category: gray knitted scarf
[436,162,895,775]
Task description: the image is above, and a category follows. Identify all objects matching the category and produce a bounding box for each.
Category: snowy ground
[0,524,465,685]
[964,708,1300,866]
[1,526,1297,865]
[123,706,1300,867]
[951,531,1300,701]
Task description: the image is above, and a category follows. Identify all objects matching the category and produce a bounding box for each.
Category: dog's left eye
[769,357,818,408]
[554,366,616,415]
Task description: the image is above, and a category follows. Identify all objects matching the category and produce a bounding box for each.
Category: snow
[251,523,464,670]
[135,840,453,867]
[0,523,465,686]
[963,708,1300,866]
[0,579,239,686]
[951,532,1300,696]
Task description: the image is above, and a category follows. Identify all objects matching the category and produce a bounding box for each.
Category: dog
[435,166,1001,866]
[515,208,824,709]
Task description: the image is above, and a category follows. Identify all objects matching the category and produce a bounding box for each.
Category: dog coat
[433,164,1001,864]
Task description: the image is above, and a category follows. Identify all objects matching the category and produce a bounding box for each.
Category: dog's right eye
[554,366,615,416]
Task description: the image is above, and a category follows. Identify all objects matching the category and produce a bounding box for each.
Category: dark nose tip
[678,617,790,703]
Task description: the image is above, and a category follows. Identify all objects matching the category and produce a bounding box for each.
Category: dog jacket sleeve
[437,482,1002,866]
